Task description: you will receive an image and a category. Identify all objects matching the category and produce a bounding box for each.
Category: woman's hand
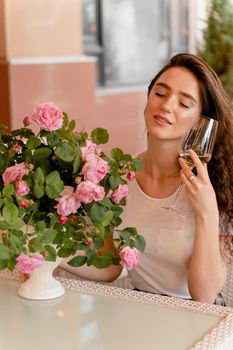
[178,149,218,219]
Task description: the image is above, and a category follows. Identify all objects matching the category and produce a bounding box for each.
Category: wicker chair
[221,261,233,307]
[56,265,233,307]
[110,265,233,308]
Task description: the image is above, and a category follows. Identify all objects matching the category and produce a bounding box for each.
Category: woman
[61,53,233,304]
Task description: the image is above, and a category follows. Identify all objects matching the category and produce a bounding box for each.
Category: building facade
[0,0,206,154]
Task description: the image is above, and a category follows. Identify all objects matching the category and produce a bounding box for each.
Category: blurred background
[0,0,232,154]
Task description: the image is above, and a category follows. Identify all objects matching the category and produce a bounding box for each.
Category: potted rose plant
[0,102,145,281]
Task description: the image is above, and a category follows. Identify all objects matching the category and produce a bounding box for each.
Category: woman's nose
[161,104,172,113]
[161,96,176,113]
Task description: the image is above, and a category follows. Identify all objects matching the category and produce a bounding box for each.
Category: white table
[1,271,233,350]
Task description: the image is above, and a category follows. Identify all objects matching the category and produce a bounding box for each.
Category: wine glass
[162,115,218,215]
[178,115,218,168]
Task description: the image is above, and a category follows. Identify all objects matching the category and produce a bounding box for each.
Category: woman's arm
[187,218,226,303]
[59,237,123,282]
[179,150,227,303]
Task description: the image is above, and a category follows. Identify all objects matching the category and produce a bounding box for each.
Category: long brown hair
[148,53,233,253]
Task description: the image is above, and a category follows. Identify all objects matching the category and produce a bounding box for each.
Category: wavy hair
[148,53,233,255]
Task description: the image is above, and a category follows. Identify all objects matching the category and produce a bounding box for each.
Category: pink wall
[4,0,83,58]
[8,59,147,155]
[2,0,147,156]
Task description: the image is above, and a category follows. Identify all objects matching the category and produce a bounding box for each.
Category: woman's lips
[153,115,172,125]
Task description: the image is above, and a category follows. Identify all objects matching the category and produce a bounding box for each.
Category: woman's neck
[142,141,181,181]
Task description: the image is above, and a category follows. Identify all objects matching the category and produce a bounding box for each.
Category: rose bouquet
[0,102,145,274]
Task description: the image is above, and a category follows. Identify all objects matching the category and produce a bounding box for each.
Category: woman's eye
[155,92,165,97]
[179,102,190,109]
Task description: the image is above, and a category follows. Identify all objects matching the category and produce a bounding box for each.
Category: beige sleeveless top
[119,179,196,299]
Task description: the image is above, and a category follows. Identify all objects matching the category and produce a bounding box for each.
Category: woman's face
[144,66,202,142]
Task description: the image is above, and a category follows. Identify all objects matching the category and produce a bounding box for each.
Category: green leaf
[73,153,81,174]
[50,213,58,226]
[90,203,107,222]
[33,184,45,199]
[42,229,57,244]
[108,174,122,190]
[119,229,133,240]
[122,154,132,162]
[10,218,25,230]
[23,149,33,163]
[33,147,52,160]
[91,128,109,145]
[0,153,9,172]
[0,259,8,270]
[119,227,138,241]
[101,210,114,226]
[98,196,113,209]
[57,247,73,258]
[55,129,72,142]
[0,244,11,259]
[134,235,146,252]
[35,221,46,232]
[2,203,18,224]
[132,158,142,170]
[68,255,87,267]
[94,223,105,238]
[44,244,57,261]
[68,120,76,131]
[33,167,45,185]
[47,133,60,147]
[111,217,122,227]
[45,171,64,199]
[0,220,10,230]
[26,135,41,149]
[92,253,112,268]
[86,249,97,266]
[62,112,69,128]
[10,234,22,254]
[112,206,123,218]
[2,184,14,198]
[29,237,43,253]
[7,257,16,271]
[93,236,104,249]
[55,143,74,162]
[111,148,124,161]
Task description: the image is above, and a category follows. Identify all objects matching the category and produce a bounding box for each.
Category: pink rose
[15,181,30,196]
[20,199,30,208]
[127,171,136,181]
[60,186,75,197]
[58,216,69,224]
[23,116,31,126]
[2,162,29,185]
[86,237,93,245]
[55,186,81,217]
[75,181,105,204]
[12,144,22,153]
[119,246,140,270]
[81,140,101,161]
[16,253,44,273]
[32,102,63,131]
[111,184,128,204]
[80,154,108,184]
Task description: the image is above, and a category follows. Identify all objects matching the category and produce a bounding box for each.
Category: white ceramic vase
[18,258,65,300]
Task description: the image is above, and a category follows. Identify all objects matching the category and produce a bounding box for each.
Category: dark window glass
[82,0,189,87]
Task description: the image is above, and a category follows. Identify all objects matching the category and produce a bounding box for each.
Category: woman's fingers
[188,149,207,177]
[178,149,208,182]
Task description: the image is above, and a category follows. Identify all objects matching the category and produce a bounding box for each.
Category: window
[82,0,189,87]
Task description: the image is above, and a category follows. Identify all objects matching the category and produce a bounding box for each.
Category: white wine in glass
[179,115,218,168]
